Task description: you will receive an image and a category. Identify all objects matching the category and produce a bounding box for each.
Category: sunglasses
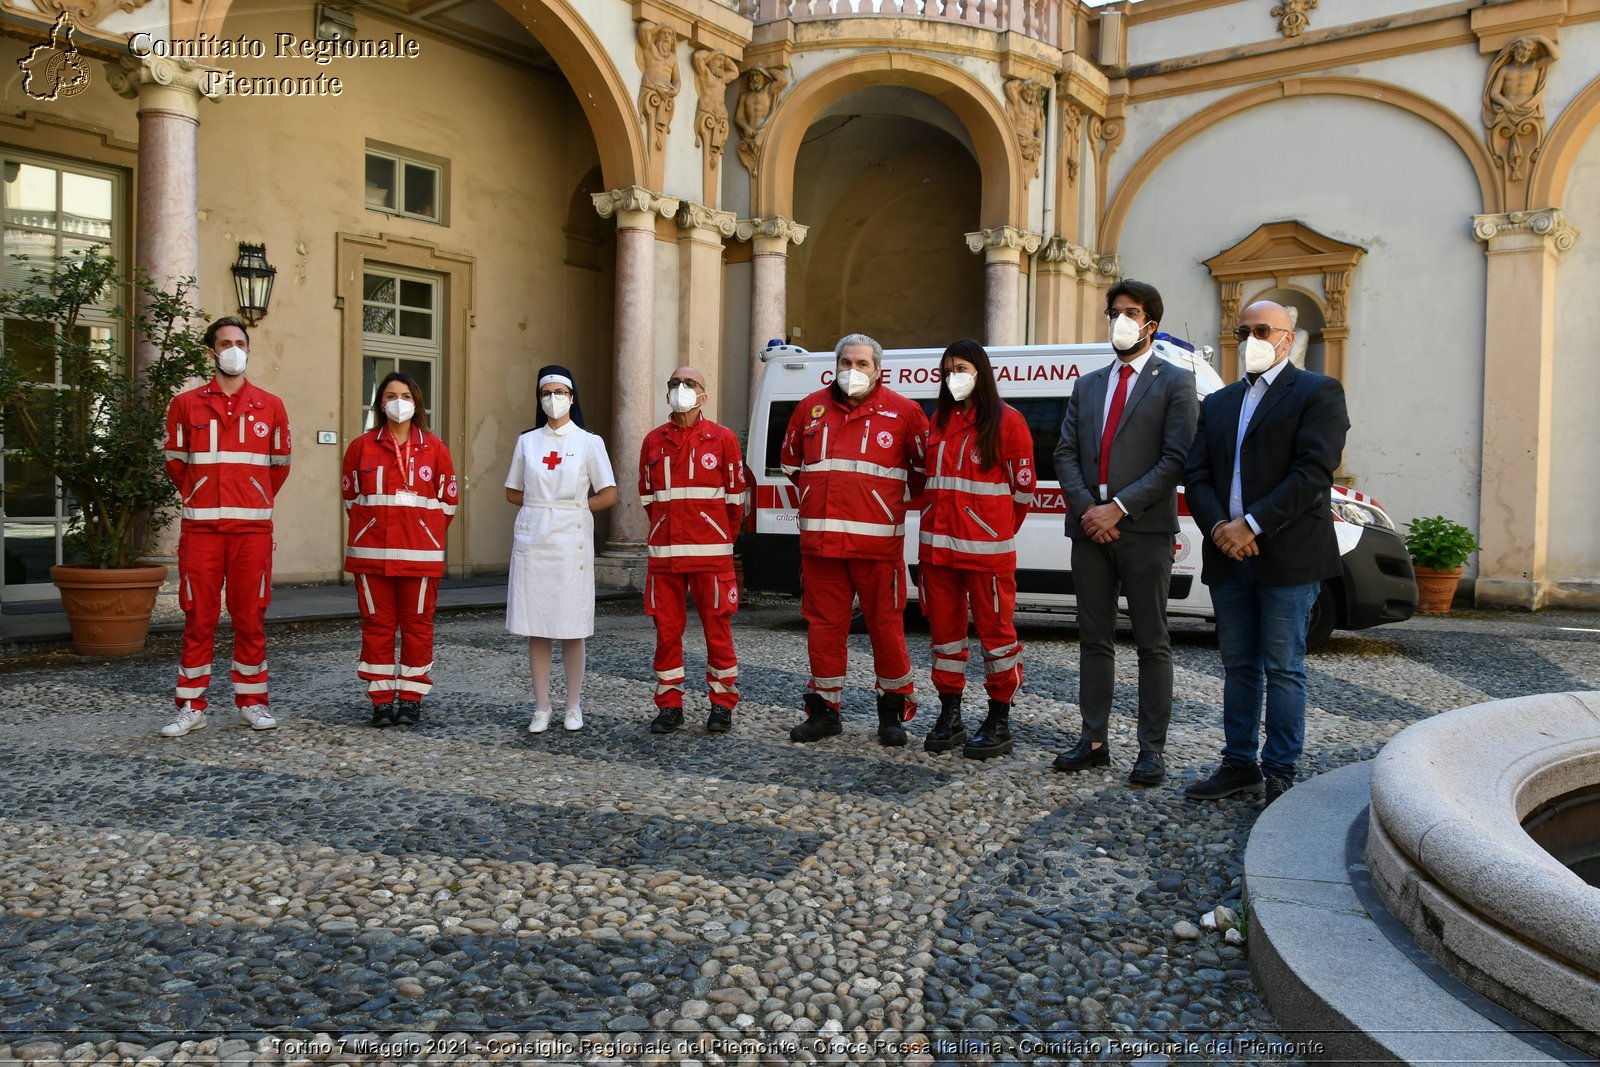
[1232,324,1292,342]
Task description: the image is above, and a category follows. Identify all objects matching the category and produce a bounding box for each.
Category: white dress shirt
[1229,358,1291,535]
[1099,350,1151,510]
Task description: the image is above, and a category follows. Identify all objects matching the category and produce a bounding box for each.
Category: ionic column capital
[676,201,738,242]
[105,55,220,120]
[736,215,809,254]
[965,226,1043,264]
[1472,208,1579,255]
[593,186,681,231]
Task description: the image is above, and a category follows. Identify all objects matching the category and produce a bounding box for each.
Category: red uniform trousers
[920,563,1024,703]
[354,573,439,705]
[646,571,739,710]
[174,528,273,711]
[801,555,916,713]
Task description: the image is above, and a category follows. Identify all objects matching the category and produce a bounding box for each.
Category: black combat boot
[876,693,908,747]
[789,692,842,743]
[963,699,1013,759]
[923,692,966,753]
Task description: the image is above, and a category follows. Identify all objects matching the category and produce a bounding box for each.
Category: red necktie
[1098,363,1135,489]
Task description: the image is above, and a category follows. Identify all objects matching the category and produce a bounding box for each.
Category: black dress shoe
[371,702,396,728]
[1262,773,1294,808]
[395,701,421,726]
[1052,736,1109,772]
[706,706,733,734]
[1184,760,1265,800]
[1127,750,1165,787]
[790,694,842,743]
[650,707,684,734]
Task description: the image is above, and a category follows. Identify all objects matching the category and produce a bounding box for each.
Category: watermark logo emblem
[20,13,92,101]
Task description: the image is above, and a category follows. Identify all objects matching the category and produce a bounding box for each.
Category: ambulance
[738,340,1419,649]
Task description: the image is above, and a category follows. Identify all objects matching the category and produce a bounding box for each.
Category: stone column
[676,203,736,420]
[1471,208,1578,610]
[593,187,680,558]
[106,55,218,373]
[736,216,808,414]
[965,226,1042,347]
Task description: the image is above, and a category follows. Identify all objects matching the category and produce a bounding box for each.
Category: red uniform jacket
[341,426,458,577]
[639,415,747,574]
[919,404,1035,571]
[780,383,928,560]
[164,377,291,532]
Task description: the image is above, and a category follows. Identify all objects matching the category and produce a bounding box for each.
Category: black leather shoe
[650,706,684,734]
[371,702,396,728]
[1127,750,1165,787]
[876,694,908,747]
[395,701,421,726]
[1052,736,1109,772]
[1185,760,1264,800]
[790,693,842,743]
[963,699,1013,759]
[923,693,966,753]
[706,706,733,734]
[1262,773,1293,808]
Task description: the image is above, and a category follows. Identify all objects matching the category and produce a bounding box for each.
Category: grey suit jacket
[1052,354,1199,538]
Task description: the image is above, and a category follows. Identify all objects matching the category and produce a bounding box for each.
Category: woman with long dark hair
[504,364,618,733]
[341,371,458,726]
[917,338,1035,758]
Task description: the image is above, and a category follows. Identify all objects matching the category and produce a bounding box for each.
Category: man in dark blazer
[1052,280,1198,787]
[1183,299,1349,808]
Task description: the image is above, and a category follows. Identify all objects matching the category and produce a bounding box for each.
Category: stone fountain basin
[1368,691,1600,1055]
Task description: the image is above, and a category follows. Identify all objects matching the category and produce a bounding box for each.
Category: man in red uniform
[160,316,292,737]
[781,333,928,745]
[640,366,747,735]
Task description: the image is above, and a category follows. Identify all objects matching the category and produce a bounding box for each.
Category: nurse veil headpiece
[531,363,586,431]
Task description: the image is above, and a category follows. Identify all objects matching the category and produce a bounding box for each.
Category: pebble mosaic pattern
[2,599,1596,1065]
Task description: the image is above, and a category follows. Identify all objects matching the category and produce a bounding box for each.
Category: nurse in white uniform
[505,365,618,733]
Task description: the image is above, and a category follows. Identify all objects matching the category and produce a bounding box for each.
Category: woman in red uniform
[918,339,1035,758]
[341,372,459,726]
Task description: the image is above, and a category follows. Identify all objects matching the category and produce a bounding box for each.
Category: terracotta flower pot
[50,563,168,655]
[1412,565,1464,615]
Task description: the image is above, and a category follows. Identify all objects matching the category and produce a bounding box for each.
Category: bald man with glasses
[1183,300,1349,809]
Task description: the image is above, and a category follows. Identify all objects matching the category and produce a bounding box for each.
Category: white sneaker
[528,707,551,733]
[564,705,583,731]
[239,705,277,730]
[160,705,206,738]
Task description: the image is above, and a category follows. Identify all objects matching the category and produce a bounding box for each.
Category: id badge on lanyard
[394,438,419,505]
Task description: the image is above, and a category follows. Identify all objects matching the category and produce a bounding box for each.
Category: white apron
[504,423,615,639]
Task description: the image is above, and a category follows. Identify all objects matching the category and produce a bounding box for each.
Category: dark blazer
[1053,354,1198,537]
[1184,361,1349,587]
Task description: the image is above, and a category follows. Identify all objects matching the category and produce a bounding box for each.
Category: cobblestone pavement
[2,599,1596,1066]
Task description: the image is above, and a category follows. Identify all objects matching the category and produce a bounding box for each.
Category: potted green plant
[0,248,211,654]
[1403,515,1482,614]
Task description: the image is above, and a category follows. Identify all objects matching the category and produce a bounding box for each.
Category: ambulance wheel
[1306,580,1339,652]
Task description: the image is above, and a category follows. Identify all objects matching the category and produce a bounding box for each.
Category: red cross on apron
[543,450,563,470]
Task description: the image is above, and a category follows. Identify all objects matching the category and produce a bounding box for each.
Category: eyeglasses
[540,388,573,398]
[1232,324,1292,342]
[667,378,703,390]
[1104,308,1144,322]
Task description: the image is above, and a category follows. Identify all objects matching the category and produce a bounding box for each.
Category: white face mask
[215,346,248,376]
[668,383,700,414]
[384,397,416,424]
[541,393,572,422]
[945,371,976,402]
[1241,335,1281,375]
[1110,314,1145,353]
[837,368,874,399]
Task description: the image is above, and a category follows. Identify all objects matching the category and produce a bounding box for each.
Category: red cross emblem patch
[701,453,718,470]
[877,431,893,449]
[253,421,270,438]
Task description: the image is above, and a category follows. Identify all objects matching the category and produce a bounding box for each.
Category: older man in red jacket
[780,333,928,746]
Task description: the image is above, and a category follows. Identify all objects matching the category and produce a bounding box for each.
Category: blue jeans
[1210,561,1320,777]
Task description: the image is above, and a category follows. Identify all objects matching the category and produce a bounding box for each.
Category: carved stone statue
[1004,78,1047,179]
[1483,35,1559,184]
[1062,103,1082,186]
[692,49,741,160]
[1270,0,1317,38]
[735,66,789,176]
[635,20,680,152]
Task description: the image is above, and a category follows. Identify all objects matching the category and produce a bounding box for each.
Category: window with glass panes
[364,149,442,223]
[1,153,121,598]
[361,267,441,436]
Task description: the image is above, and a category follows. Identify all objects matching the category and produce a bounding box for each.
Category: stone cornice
[965,226,1043,255]
[593,186,682,225]
[632,0,751,55]
[735,216,808,246]
[1472,208,1578,253]
[676,201,738,237]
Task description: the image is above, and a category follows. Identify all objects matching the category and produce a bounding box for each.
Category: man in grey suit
[1051,280,1199,786]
